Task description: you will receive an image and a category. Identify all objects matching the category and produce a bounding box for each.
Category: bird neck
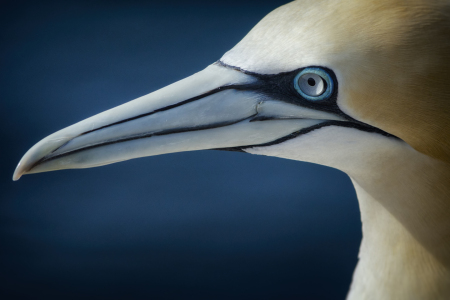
[299,128,450,299]
[347,180,450,300]
[248,127,450,298]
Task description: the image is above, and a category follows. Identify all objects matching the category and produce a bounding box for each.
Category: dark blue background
[1,1,361,299]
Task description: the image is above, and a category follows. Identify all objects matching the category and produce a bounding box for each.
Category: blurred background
[0,1,362,299]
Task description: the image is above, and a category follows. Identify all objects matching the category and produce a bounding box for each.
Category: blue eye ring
[294,67,334,101]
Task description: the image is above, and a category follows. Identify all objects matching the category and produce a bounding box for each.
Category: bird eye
[294,67,333,101]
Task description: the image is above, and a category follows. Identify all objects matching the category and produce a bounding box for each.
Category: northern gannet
[13,0,450,299]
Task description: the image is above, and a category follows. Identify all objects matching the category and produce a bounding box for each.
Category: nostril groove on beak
[256,101,264,114]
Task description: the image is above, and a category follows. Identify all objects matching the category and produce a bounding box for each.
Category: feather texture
[223,0,450,163]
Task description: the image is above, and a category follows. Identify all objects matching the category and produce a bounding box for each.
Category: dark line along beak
[13,63,345,180]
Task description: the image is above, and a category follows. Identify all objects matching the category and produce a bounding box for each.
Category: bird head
[13,0,450,180]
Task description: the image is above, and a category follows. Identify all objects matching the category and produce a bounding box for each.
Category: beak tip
[13,156,32,181]
[13,162,24,181]
[13,138,57,182]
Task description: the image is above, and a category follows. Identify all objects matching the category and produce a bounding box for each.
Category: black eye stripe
[215,61,346,119]
[214,60,399,151]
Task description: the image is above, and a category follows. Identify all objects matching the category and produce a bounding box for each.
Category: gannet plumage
[13,0,450,299]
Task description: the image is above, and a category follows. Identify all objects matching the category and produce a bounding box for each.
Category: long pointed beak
[13,63,344,181]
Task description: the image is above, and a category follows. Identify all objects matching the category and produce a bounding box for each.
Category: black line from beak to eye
[61,60,345,145]
[51,61,342,156]
[47,61,337,157]
[29,61,398,171]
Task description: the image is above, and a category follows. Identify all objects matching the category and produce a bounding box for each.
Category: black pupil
[307,78,316,86]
